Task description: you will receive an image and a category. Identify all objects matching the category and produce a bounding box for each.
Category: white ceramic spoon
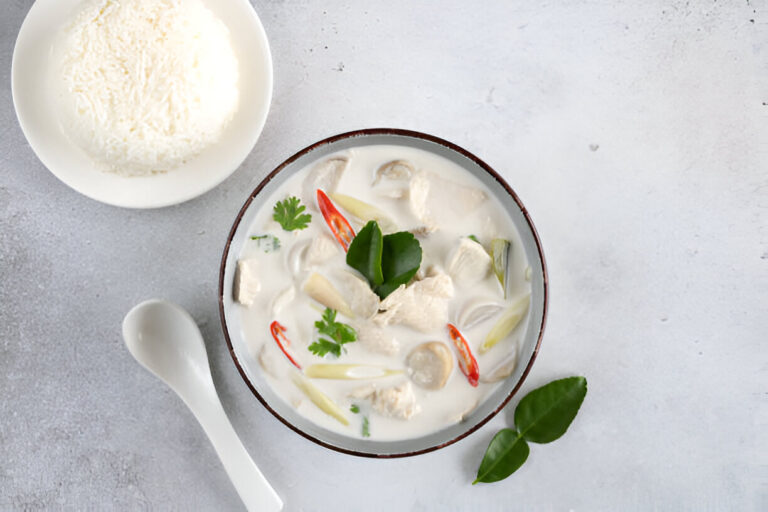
[122,299,283,512]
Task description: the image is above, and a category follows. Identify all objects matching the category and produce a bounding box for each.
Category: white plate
[11,0,273,209]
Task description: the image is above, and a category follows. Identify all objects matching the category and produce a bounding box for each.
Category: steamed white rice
[58,0,240,175]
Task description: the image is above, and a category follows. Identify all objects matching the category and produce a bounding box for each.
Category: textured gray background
[1,0,767,510]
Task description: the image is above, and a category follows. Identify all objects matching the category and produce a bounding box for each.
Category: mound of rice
[58,0,240,175]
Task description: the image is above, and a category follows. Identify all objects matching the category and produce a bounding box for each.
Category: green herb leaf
[308,339,341,358]
[468,234,481,245]
[250,234,281,252]
[350,404,360,414]
[473,376,587,484]
[309,308,357,358]
[515,376,587,444]
[273,196,312,231]
[346,221,383,286]
[473,429,529,484]
[375,231,422,299]
[362,416,370,438]
[347,221,422,300]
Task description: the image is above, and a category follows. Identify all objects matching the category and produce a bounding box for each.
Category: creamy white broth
[236,144,531,441]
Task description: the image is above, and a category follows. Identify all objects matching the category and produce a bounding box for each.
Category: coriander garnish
[308,308,357,358]
[273,196,312,231]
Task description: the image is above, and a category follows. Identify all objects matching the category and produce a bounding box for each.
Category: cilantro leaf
[308,308,357,358]
[362,416,370,438]
[273,196,312,231]
[308,338,341,357]
[350,404,360,414]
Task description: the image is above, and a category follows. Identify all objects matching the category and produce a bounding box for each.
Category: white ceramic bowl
[11,0,272,208]
[218,129,549,457]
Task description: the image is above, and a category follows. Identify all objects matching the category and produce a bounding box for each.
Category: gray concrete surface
[1,0,766,510]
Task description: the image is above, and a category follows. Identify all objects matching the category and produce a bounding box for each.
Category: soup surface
[235,144,531,441]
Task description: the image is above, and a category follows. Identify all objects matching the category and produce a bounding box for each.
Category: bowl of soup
[218,128,547,457]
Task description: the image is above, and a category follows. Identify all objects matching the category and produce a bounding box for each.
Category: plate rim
[10,0,273,209]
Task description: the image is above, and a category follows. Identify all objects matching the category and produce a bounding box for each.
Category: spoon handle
[192,389,283,512]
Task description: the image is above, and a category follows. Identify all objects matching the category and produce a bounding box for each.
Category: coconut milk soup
[235,145,531,441]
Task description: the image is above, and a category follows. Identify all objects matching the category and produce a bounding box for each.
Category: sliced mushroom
[306,234,339,267]
[456,297,504,330]
[285,239,311,278]
[258,345,282,379]
[406,341,454,390]
[302,156,348,210]
[480,347,518,383]
[270,286,296,316]
[373,159,415,185]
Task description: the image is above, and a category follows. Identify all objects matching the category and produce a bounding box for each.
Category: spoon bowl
[122,299,283,512]
[123,300,210,397]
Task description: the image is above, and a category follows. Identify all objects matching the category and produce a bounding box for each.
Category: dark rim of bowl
[218,128,548,458]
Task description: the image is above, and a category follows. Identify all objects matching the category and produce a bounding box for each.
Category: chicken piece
[354,321,399,356]
[306,234,338,267]
[234,259,261,306]
[408,170,487,231]
[351,381,421,420]
[302,156,348,211]
[406,342,453,390]
[337,271,380,318]
[447,238,492,285]
[408,170,436,231]
[270,286,296,316]
[374,272,454,332]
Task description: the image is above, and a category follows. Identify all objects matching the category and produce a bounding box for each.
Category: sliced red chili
[316,189,356,252]
[270,321,302,369]
[447,323,479,387]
